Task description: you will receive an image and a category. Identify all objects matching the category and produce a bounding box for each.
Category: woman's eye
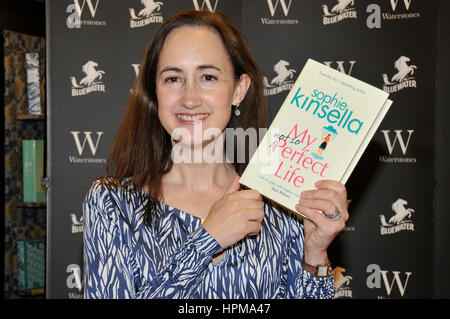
[203,74,217,81]
[166,76,179,83]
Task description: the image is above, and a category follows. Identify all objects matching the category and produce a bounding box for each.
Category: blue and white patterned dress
[83,179,335,299]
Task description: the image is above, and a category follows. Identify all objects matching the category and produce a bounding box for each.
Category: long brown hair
[103,10,267,226]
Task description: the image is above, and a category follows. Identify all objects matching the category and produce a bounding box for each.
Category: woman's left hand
[295,180,348,266]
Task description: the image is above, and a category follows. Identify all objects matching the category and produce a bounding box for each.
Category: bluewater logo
[129,0,164,28]
[333,266,353,298]
[382,56,417,93]
[322,0,357,25]
[70,60,106,96]
[264,60,296,96]
[70,213,83,234]
[379,198,415,235]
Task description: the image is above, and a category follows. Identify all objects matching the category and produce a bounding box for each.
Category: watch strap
[301,257,332,278]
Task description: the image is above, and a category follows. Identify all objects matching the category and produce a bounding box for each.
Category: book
[239,59,392,219]
[25,52,42,115]
[23,140,46,203]
[17,239,45,293]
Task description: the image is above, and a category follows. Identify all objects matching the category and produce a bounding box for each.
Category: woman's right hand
[202,175,265,249]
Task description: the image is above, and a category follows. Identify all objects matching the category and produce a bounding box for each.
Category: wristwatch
[301,257,332,278]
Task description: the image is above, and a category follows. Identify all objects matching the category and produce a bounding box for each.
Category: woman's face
[156,26,250,146]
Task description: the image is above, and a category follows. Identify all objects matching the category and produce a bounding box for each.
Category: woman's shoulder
[86,177,141,199]
[84,177,147,227]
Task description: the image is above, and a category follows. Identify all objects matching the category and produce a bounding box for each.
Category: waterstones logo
[384,0,420,20]
[70,213,83,234]
[70,60,106,96]
[69,131,106,164]
[129,0,163,28]
[322,0,357,25]
[382,56,417,93]
[380,129,416,163]
[379,198,415,235]
[193,0,219,12]
[264,60,296,96]
[323,61,356,76]
[66,0,106,28]
[333,266,353,298]
[366,264,412,298]
[366,1,420,29]
[261,0,299,25]
[66,264,83,298]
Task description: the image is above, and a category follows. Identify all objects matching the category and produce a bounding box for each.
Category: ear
[232,73,251,106]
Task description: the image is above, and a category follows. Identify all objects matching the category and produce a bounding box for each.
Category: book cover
[23,140,46,203]
[239,59,392,218]
[25,52,42,115]
[17,239,45,292]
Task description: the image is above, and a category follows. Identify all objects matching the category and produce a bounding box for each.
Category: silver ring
[323,208,342,221]
[330,211,342,221]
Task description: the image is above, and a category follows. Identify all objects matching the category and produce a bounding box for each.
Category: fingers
[224,175,241,195]
[313,180,347,202]
[224,175,262,200]
[298,196,348,222]
[299,180,348,222]
[296,204,345,229]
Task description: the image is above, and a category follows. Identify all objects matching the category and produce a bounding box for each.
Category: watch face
[316,265,329,277]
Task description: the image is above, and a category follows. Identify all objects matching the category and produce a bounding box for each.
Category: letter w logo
[193,0,219,12]
[390,0,412,11]
[381,130,414,155]
[323,61,356,76]
[71,131,103,156]
[73,0,100,18]
[380,271,412,296]
[267,0,292,17]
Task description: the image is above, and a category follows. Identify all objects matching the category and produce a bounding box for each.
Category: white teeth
[177,114,209,121]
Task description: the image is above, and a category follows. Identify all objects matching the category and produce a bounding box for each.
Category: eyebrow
[159,64,222,75]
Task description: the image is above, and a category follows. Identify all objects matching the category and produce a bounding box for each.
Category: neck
[165,137,235,192]
[167,161,235,192]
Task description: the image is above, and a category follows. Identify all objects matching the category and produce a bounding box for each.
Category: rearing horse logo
[332,266,353,298]
[264,60,296,87]
[70,60,105,88]
[382,56,417,85]
[70,60,106,96]
[382,56,418,93]
[379,198,415,235]
[129,0,163,19]
[271,60,296,85]
[263,60,297,96]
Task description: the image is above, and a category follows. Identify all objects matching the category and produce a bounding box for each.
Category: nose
[180,81,201,109]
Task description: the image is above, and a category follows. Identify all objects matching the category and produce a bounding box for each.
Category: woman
[83,10,348,299]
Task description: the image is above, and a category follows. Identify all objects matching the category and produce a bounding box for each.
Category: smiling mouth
[176,113,209,121]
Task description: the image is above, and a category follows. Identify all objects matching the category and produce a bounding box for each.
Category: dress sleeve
[284,214,336,299]
[83,182,222,299]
